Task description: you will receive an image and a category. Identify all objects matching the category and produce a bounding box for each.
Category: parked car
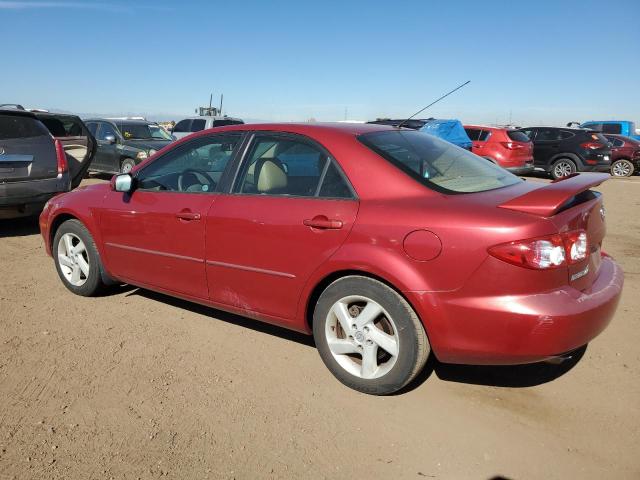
[39,123,623,395]
[464,125,534,175]
[0,108,93,219]
[171,115,244,140]
[604,134,640,177]
[577,121,640,141]
[84,119,174,174]
[368,118,472,150]
[517,127,612,179]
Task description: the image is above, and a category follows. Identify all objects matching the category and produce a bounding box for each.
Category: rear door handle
[176,211,201,221]
[303,216,343,229]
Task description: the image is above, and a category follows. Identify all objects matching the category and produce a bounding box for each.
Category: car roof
[201,122,401,136]
[0,108,37,119]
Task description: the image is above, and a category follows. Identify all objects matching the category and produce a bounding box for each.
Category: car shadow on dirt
[126,288,316,348]
[400,346,587,394]
[0,216,41,238]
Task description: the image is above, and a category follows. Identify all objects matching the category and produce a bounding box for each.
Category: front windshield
[119,123,172,140]
[359,130,522,194]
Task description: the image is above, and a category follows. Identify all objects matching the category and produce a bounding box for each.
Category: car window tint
[97,123,117,141]
[213,119,244,127]
[86,122,98,136]
[191,119,206,132]
[583,123,602,132]
[601,124,621,134]
[137,133,242,193]
[478,130,491,141]
[507,130,530,142]
[559,131,575,140]
[358,130,521,194]
[0,115,50,140]
[235,136,328,197]
[611,138,624,147]
[173,120,191,133]
[318,161,353,198]
[465,128,481,141]
[519,129,535,140]
[535,129,561,141]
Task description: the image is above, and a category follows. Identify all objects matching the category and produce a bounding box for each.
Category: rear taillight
[580,141,604,150]
[489,230,588,270]
[54,139,68,175]
[500,142,525,150]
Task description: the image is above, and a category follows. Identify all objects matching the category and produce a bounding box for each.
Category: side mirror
[104,135,116,144]
[111,173,133,192]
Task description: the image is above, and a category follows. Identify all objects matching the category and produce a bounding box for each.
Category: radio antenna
[396,80,471,129]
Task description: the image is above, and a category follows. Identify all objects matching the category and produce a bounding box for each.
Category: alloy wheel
[553,161,573,178]
[612,160,632,177]
[325,295,399,379]
[57,233,90,287]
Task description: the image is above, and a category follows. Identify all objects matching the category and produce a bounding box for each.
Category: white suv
[171,116,244,140]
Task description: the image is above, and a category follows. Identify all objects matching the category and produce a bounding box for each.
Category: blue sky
[1,0,639,125]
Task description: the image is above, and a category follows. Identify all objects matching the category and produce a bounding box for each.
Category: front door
[99,132,244,298]
[205,133,358,321]
[94,121,120,173]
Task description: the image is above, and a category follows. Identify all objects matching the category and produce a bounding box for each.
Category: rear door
[0,113,57,183]
[205,132,358,321]
[530,128,560,169]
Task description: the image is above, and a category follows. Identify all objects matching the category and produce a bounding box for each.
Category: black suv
[84,119,174,174]
[0,108,95,219]
[517,127,611,179]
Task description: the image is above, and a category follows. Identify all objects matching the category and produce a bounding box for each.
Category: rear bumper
[0,176,69,218]
[407,255,623,365]
[506,164,534,176]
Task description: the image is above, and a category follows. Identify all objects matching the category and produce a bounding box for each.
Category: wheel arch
[548,152,580,169]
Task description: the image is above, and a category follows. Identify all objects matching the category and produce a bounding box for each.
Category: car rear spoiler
[499,173,609,217]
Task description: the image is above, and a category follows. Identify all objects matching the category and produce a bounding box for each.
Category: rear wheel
[313,276,430,395]
[550,158,576,179]
[53,219,108,296]
[120,158,136,174]
[611,159,634,177]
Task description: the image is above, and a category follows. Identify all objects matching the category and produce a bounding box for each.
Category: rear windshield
[0,115,50,140]
[507,130,531,142]
[359,130,521,194]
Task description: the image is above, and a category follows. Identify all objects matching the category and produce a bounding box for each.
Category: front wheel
[313,276,430,395]
[53,219,108,296]
[611,159,634,177]
[550,158,576,179]
[120,158,136,174]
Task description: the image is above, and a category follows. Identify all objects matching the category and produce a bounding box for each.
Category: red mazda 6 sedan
[39,123,623,395]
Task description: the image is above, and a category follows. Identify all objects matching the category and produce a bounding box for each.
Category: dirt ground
[0,176,638,480]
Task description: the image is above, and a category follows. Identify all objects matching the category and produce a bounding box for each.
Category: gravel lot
[0,176,638,480]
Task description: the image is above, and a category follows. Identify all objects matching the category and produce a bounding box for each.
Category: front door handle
[303,216,343,229]
[176,211,201,221]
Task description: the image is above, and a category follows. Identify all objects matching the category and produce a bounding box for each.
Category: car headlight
[136,151,148,160]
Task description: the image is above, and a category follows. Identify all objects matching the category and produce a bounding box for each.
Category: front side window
[86,122,98,136]
[358,130,521,194]
[136,133,242,193]
[235,135,352,198]
[173,119,191,133]
[191,119,206,132]
[149,124,173,140]
[97,122,117,141]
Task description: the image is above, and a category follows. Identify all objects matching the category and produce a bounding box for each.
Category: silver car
[171,116,244,140]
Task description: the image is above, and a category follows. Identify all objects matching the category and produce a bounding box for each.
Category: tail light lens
[500,142,525,150]
[54,139,68,175]
[489,230,588,269]
[580,142,604,150]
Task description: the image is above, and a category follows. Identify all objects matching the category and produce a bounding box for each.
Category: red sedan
[39,123,623,395]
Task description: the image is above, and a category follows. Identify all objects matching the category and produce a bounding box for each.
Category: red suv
[464,125,534,175]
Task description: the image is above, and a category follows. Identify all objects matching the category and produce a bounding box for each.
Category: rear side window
[559,131,575,140]
[213,119,244,127]
[507,130,531,142]
[464,128,481,141]
[359,130,521,194]
[601,123,622,134]
[0,115,50,140]
[191,119,206,132]
[609,138,624,147]
[173,120,191,133]
[478,130,491,141]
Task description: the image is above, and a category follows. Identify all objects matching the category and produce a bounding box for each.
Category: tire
[53,219,108,296]
[120,158,136,174]
[611,159,634,177]
[550,158,576,179]
[312,276,430,395]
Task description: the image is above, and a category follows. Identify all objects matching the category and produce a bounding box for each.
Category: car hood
[124,139,173,150]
